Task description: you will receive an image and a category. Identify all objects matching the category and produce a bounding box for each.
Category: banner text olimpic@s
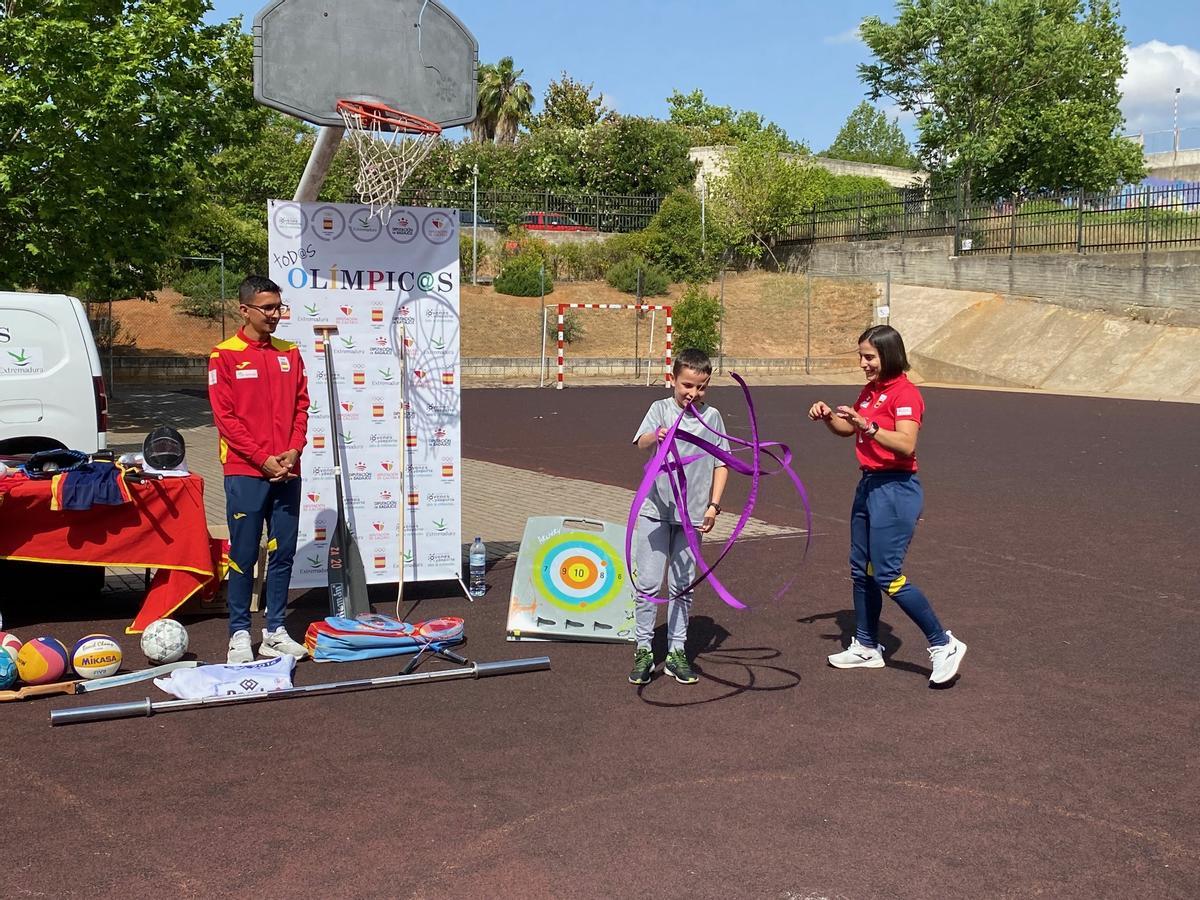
[268,200,462,589]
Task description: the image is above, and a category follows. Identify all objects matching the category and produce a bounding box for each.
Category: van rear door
[0,292,106,453]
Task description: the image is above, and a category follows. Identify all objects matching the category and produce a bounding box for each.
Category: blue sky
[210,0,1200,150]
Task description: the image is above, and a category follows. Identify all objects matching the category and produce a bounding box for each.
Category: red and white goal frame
[556,303,672,389]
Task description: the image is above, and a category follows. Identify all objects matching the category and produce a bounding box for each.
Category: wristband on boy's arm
[708,502,721,514]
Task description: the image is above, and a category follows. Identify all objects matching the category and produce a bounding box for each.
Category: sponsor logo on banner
[425,491,456,508]
[413,368,427,382]
[271,203,305,239]
[348,461,372,482]
[303,492,323,512]
[371,308,384,324]
[441,462,454,478]
[368,433,399,448]
[377,367,396,383]
[426,551,457,566]
[309,465,334,478]
[352,371,365,386]
[374,489,398,510]
[425,401,456,416]
[338,335,356,350]
[337,306,358,326]
[407,492,420,507]
[407,463,433,478]
[314,337,325,354]
[386,213,418,244]
[338,401,359,421]
[299,554,324,577]
[428,427,452,448]
[374,554,387,571]
[394,305,415,325]
[339,431,355,447]
[379,461,400,480]
[431,518,449,534]
[422,212,454,245]
[312,434,326,450]
[441,371,454,385]
[372,403,385,419]
[313,206,346,241]
[349,210,383,242]
[424,307,455,321]
[314,527,327,542]
[405,433,419,448]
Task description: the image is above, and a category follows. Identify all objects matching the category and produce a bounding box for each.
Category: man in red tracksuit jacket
[208,275,310,664]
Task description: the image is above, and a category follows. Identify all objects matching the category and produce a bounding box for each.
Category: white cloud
[823,26,862,46]
[1119,41,1200,135]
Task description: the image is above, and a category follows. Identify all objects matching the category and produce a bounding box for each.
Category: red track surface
[2,384,1196,898]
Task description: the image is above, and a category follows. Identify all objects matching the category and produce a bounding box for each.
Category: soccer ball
[140,619,188,664]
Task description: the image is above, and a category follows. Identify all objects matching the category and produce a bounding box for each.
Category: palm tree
[468,62,496,143]
[477,57,533,144]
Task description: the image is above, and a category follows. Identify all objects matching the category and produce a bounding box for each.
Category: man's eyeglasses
[245,303,289,315]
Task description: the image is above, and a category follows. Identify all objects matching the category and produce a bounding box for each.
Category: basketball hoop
[336,99,442,219]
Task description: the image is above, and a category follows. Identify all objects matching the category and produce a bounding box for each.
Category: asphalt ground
[1,382,1197,899]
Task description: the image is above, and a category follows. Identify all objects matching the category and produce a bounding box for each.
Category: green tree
[859,0,1145,197]
[821,101,919,168]
[666,88,798,151]
[672,284,723,358]
[707,133,832,263]
[0,1,253,300]
[476,57,534,144]
[533,72,607,130]
[642,188,723,281]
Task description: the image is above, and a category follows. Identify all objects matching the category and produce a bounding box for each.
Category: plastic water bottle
[468,536,487,598]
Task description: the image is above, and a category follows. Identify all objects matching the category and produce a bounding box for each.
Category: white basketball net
[338,103,441,220]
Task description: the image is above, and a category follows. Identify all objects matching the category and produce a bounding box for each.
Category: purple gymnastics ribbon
[624,372,812,609]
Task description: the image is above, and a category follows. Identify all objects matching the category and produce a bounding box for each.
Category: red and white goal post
[555,303,673,389]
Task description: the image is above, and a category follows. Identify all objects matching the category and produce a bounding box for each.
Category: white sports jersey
[153,656,296,699]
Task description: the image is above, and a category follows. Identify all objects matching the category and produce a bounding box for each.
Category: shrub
[495,252,553,297]
[173,267,231,320]
[459,233,489,280]
[602,230,650,268]
[642,187,723,282]
[672,283,722,357]
[545,308,584,344]
[606,256,670,296]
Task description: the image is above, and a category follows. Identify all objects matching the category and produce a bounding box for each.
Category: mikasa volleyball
[71,635,123,679]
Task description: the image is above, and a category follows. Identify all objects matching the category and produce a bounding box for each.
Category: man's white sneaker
[260,627,309,660]
[227,630,254,665]
[928,631,967,684]
[827,637,885,669]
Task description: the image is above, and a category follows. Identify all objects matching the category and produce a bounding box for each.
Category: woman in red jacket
[808,325,966,686]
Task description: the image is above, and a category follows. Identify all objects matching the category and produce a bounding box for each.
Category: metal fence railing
[394,188,663,233]
[776,181,1200,256]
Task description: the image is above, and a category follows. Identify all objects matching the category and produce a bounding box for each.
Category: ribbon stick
[625,373,812,609]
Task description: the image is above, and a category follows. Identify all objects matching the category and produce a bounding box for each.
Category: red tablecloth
[0,473,215,633]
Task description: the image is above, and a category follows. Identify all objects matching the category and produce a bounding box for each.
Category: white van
[0,292,108,454]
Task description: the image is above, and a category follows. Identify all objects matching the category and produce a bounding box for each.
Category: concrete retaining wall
[788,236,1200,326]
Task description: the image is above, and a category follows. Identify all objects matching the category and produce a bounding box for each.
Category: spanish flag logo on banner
[407,492,420,507]
[314,338,325,354]
[314,527,327,542]
[441,463,454,477]
[405,433,418,448]
[372,404,385,418]
[313,434,326,449]
[441,371,454,385]
[371,308,384,323]
[353,371,365,386]
[374,555,386,570]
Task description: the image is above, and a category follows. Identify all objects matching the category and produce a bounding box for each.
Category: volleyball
[0,653,16,690]
[71,634,123,679]
[0,631,22,665]
[140,619,188,664]
[16,637,70,685]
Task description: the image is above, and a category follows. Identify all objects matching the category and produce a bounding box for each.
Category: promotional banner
[267,200,461,587]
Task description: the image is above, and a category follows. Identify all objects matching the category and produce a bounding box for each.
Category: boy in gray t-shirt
[629,349,728,686]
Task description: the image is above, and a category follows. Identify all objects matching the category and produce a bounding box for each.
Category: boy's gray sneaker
[227,630,254,665]
[628,647,654,685]
[664,649,699,684]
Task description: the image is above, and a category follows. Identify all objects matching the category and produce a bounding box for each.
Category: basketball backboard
[253,0,478,129]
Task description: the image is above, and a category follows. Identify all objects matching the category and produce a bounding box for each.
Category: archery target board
[507,517,635,643]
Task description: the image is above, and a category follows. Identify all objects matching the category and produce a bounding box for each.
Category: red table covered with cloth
[0,473,215,633]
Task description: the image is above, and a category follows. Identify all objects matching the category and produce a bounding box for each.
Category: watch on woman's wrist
[865,421,879,437]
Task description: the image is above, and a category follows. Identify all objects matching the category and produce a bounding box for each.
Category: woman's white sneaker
[928,631,967,684]
[827,638,885,669]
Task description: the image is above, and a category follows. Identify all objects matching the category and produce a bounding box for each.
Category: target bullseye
[532,533,626,612]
